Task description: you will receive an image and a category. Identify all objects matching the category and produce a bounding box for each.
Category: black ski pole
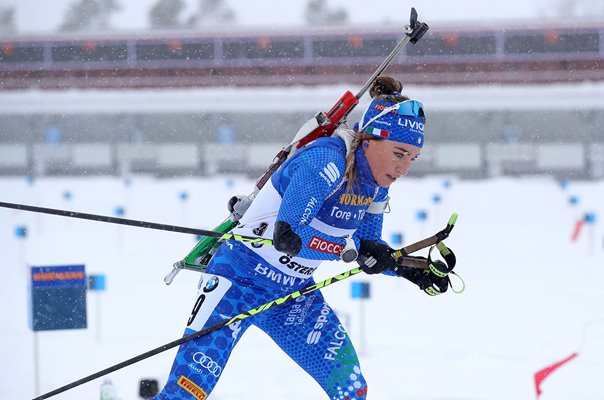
[0,201,273,246]
[32,214,457,400]
[33,267,363,400]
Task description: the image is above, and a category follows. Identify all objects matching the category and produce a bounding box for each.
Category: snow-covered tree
[187,0,236,28]
[305,0,348,26]
[149,0,186,30]
[60,0,121,32]
[0,7,16,34]
[540,0,604,18]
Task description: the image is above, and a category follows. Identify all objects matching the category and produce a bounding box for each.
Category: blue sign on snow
[88,274,106,291]
[351,282,371,299]
[29,265,87,331]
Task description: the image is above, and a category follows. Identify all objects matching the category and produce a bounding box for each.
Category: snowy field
[0,174,603,400]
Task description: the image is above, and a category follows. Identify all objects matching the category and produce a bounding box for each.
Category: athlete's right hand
[357,239,397,274]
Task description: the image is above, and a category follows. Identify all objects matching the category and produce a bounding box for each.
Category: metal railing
[2,24,603,88]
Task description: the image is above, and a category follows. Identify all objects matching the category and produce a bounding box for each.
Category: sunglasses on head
[359,100,425,132]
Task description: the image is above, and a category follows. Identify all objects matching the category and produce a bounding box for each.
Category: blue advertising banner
[29,265,87,331]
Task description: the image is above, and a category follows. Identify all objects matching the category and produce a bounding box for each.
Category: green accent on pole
[180,218,276,273]
[450,272,466,294]
[424,287,442,296]
[448,212,458,226]
[428,262,448,278]
[436,241,450,256]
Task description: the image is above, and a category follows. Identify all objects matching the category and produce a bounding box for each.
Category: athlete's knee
[328,366,368,400]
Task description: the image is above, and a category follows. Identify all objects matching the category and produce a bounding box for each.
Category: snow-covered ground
[1,174,603,400]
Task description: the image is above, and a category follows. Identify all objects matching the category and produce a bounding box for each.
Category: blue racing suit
[154,131,391,400]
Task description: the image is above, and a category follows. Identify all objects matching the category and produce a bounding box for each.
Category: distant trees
[54,0,353,33]
[304,0,348,26]
[0,7,16,34]
[148,0,236,30]
[149,0,186,30]
[55,0,350,33]
[60,0,121,32]
[187,0,236,28]
[543,0,604,18]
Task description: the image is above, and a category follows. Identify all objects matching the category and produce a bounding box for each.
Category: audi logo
[191,352,222,377]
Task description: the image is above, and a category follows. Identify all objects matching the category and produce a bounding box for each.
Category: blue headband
[357,99,426,148]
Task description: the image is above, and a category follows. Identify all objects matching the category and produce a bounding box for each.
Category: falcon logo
[300,197,318,225]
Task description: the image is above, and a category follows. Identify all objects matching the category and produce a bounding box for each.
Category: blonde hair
[343,132,363,191]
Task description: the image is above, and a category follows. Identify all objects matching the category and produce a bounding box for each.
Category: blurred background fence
[1,22,603,179]
[2,23,604,89]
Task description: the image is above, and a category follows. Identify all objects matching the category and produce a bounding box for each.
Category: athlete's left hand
[394,259,450,294]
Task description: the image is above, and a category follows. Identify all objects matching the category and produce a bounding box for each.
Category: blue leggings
[153,250,367,399]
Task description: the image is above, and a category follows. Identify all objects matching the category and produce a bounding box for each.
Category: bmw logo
[203,276,219,293]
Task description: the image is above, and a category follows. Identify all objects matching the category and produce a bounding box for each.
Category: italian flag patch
[366,126,390,138]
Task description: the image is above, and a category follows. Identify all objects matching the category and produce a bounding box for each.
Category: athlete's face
[363,139,421,187]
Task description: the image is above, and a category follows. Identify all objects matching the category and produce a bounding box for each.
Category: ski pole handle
[393,212,458,260]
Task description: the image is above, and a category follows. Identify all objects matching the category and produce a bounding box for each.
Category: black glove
[357,239,397,275]
[394,257,450,295]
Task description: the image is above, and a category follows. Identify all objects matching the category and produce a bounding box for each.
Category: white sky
[0,0,566,35]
